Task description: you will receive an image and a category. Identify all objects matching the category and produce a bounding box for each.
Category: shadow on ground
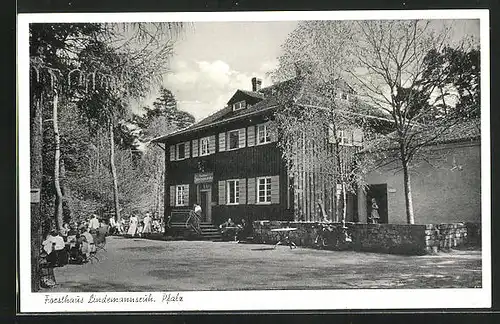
[45,237,482,292]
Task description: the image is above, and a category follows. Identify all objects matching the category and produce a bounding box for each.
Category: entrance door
[367,184,388,223]
[200,189,212,223]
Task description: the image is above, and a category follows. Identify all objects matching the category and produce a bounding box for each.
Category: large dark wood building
[153,77,370,227]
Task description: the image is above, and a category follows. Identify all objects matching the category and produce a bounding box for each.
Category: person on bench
[219,218,236,241]
[185,204,203,235]
[237,218,252,242]
[42,229,67,267]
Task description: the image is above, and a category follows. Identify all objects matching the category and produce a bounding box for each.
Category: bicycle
[313,223,334,249]
[313,223,352,249]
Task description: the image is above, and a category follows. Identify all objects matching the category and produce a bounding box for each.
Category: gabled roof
[151,76,389,144]
[226,89,265,105]
[238,90,265,100]
[151,81,286,143]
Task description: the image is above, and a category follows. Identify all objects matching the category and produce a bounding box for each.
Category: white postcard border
[17,9,491,313]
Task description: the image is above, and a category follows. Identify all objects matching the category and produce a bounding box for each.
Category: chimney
[251,77,262,91]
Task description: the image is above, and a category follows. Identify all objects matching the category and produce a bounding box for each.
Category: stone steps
[169,222,222,241]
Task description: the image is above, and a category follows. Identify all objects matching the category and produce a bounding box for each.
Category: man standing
[89,214,100,234]
[109,216,116,235]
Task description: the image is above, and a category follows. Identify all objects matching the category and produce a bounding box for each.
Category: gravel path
[44,236,482,292]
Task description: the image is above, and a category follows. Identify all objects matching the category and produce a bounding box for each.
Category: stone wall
[349,223,427,255]
[252,221,481,255]
[424,222,481,253]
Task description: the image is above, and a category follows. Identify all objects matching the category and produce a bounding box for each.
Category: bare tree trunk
[61,159,74,223]
[341,181,347,227]
[330,116,345,224]
[401,158,415,224]
[30,94,43,292]
[109,121,121,222]
[52,91,64,231]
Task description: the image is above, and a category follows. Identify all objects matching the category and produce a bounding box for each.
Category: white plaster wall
[361,141,481,224]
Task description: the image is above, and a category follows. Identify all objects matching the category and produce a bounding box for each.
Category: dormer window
[232,101,246,111]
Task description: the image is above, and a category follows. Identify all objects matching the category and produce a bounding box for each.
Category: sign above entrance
[194,172,214,184]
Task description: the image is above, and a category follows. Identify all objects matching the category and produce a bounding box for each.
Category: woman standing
[370,198,380,224]
[142,212,152,237]
[127,214,139,237]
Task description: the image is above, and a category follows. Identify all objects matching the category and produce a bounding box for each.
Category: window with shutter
[247,126,255,147]
[176,143,185,160]
[200,136,210,156]
[209,135,216,153]
[175,184,189,206]
[182,184,189,205]
[227,179,240,204]
[238,128,246,148]
[247,177,256,204]
[257,123,271,145]
[218,180,226,205]
[169,145,176,161]
[257,177,272,204]
[270,175,280,204]
[239,178,247,204]
[219,132,226,152]
[169,186,175,206]
[184,141,190,158]
[192,139,199,157]
[227,130,240,150]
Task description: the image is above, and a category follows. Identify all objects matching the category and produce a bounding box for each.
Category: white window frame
[256,123,271,145]
[226,179,240,205]
[227,130,240,151]
[257,176,272,204]
[176,142,186,160]
[232,101,245,111]
[338,130,352,146]
[200,136,210,156]
[175,185,188,207]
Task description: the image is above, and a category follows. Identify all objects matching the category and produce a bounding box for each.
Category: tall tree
[420,44,480,119]
[271,21,378,225]
[348,20,477,224]
[29,22,185,290]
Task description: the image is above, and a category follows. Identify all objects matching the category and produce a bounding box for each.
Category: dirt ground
[43,236,482,292]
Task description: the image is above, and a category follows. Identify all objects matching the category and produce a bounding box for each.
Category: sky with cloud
[136,19,479,122]
[140,21,298,121]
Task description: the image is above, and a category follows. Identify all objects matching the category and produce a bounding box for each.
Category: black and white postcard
[17,9,491,312]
